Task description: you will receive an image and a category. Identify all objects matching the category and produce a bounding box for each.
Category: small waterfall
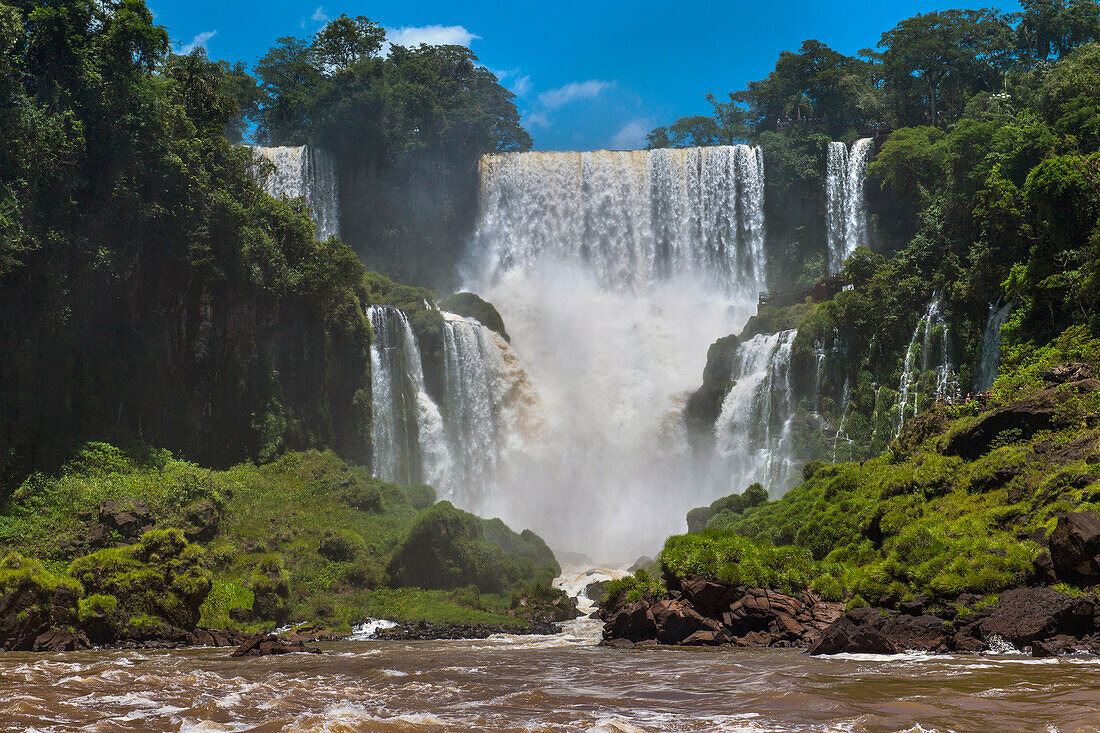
[825,138,873,273]
[832,376,852,462]
[368,306,425,484]
[250,145,339,240]
[713,330,798,496]
[973,301,1013,391]
[895,297,956,435]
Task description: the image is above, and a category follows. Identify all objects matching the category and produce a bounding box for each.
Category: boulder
[230,634,320,657]
[808,615,901,655]
[33,629,91,652]
[878,613,951,651]
[678,575,738,618]
[1049,512,1100,585]
[1043,363,1094,384]
[605,600,658,643]
[183,500,220,542]
[98,499,155,539]
[650,598,720,644]
[943,395,1060,460]
[980,587,1096,646]
[584,580,609,605]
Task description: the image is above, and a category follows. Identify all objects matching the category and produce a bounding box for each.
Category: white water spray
[465,146,771,561]
[250,145,339,240]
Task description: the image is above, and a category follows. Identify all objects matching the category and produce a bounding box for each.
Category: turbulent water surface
[5,635,1100,732]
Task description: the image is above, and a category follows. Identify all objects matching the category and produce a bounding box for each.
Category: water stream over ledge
[3,642,1100,731]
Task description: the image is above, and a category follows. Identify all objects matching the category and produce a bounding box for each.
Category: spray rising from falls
[973,301,1013,392]
[825,139,874,273]
[465,145,772,561]
[250,145,339,240]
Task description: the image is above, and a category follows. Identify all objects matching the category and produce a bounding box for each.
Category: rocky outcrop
[372,620,558,640]
[1049,512,1100,585]
[944,374,1098,460]
[599,576,843,648]
[978,587,1096,646]
[808,612,901,655]
[231,634,321,657]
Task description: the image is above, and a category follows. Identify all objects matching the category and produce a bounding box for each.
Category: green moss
[439,292,510,341]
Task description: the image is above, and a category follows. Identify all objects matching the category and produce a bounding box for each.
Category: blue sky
[151,0,1021,151]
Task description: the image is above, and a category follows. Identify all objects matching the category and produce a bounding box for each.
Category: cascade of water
[368,306,422,484]
[713,331,798,496]
[973,301,1013,391]
[832,376,852,462]
[825,138,873,273]
[476,146,767,297]
[250,145,339,240]
[895,297,956,435]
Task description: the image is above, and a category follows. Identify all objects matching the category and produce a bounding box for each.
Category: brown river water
[3,616,1100,733]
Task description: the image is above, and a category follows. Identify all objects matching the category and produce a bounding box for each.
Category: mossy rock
[440,292,510,341]
[68,529,212,629]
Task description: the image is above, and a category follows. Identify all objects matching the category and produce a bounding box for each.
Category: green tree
[310,14,385,73]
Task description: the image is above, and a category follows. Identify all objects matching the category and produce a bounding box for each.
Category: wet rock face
[808,613,901,656]
[1049,512,1100,585]
[231,634,321,657]
[600,576,843,648]
[979,587,1096,646]
[98,499,155,539]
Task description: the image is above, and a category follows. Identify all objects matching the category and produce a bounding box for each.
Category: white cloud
[311,6,329,22]
[386,24,479,50]
[511,75,532,98]
[610,119,650,150]
[526,112,551,129]
[178,30,216,54]
[537,80,610,110]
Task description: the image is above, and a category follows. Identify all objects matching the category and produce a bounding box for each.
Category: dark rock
[627,556,654,573]
[1043,362,1094,384]
[231,634,320,657]
[981,587,1096,646]
[98,499,154,538]
[606,600,658,642]
[602,637,635,648]
[809,616,901,655]
[898,595,930,616]
[942,384,1080,460]
[878,614,951,651]
[678,575,738,618]
[374,620,557,641]
[1049,512,1100,585]
[32,629,91,652]
[584,580,609,605]
[183,500,220,542]
[228,606,254,622]
[1033,552,1058,585]
[650,598,719,644]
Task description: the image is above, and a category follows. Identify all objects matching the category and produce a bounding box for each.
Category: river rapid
[4,617,1100,733]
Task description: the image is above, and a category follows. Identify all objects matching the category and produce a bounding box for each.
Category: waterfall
[465,145,772,561]
[895,297,956,435]
[825,138,873,273]
[476,146,767,297]
[713,331,798,496]
[250,145,339,240]
[832,376,852,462]
[973,301,1013,391]
[368,306,424,484]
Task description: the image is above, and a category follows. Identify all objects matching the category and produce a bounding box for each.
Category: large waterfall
[464,145,774,561]
[713,331,798,496]
[250,145,339,240]
[973,301,1012,392]
[825,138,874,273]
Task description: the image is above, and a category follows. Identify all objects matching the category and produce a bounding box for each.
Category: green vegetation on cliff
[0,447,561,634]
[643,338,1100,610]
